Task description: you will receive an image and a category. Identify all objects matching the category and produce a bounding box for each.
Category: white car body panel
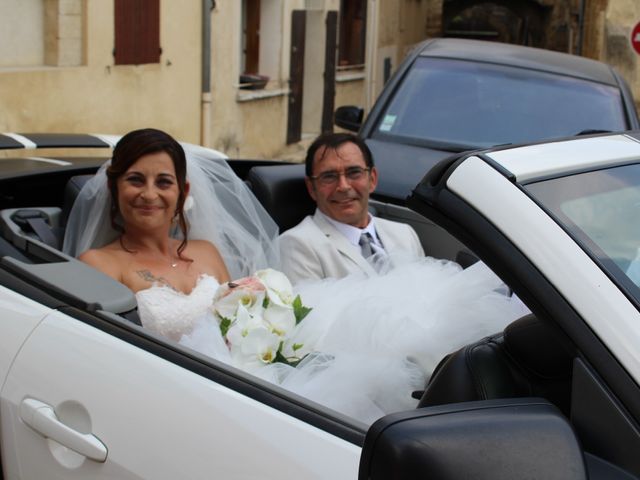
[487,134,640,182]
[0,285,50,386]
[0,309,360,479]
[447,156,640,385]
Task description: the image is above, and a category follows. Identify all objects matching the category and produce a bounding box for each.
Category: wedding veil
[62,142,280,279]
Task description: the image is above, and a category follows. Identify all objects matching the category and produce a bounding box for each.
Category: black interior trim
[585,453,640,480]
[17,133,111,149]
[0,237,31,264]
[572,358,640,475]
[0,134,24,149]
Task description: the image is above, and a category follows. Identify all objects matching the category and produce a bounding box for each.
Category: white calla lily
[256,268,295,306]
[226,303,264,346]
[263,303,296,338]
[213,287,265,319]
[230,327,281,370]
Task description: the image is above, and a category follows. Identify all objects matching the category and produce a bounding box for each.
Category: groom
[279,132,424,283]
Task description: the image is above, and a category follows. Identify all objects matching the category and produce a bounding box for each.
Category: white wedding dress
[136,258,529,426]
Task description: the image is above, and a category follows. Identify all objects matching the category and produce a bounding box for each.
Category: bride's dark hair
[107,128,190,256]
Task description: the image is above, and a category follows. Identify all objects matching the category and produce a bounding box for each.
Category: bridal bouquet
[210,269,312,369]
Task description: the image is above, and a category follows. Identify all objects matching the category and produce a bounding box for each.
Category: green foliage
[293,295,312,325]
[219,317,232,337]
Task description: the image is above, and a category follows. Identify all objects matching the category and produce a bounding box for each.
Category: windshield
[374,57,627,149]
[525,163,640,291]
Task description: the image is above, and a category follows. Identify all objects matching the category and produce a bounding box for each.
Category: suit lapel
[312,211,375,274]
[374,219,394,253]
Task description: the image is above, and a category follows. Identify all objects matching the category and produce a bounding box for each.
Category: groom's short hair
[304,132,374,177]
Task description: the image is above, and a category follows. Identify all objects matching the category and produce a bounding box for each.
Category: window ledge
[236,87,290,102]
[336,71,366,83]
[0,64,84,72]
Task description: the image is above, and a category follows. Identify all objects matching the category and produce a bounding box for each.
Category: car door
[1,303,361,479]
[403,151,640,477]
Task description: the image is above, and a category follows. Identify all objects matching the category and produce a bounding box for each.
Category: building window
[114,0,160,65]
[338,0,367,67]
[240,0,281,86]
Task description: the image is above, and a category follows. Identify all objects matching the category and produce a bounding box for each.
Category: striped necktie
[359,232,374,258]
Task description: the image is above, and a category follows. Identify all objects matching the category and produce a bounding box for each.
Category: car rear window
[374,57,627,149]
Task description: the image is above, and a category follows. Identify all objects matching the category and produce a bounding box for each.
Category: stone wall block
[57,37,82,66]
[59,14,82,40]
[59,0,82,15]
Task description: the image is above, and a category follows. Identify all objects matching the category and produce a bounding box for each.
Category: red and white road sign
[632,21,640,55]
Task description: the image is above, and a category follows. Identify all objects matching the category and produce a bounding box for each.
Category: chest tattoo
[136,270,176,290]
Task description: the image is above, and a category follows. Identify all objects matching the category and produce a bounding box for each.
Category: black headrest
[62,174,93,227]
[503,314,573,379]
[247,164,315,232]
[418,314,574,415]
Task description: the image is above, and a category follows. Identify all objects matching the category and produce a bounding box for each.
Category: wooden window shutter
[114,0,160,65]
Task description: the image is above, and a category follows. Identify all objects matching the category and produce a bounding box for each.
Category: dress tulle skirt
[180,257,529,426]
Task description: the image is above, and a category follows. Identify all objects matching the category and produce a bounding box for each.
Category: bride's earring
[183,195,195,212]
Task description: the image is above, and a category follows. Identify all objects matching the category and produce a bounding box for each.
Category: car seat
[418,314,575,416]
[247,164,315,232]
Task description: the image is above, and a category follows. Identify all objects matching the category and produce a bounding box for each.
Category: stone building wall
[584,0,640,110]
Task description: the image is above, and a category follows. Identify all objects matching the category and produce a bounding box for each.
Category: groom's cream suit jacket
[279,209,424,284]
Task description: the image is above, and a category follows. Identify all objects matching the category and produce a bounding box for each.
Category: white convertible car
[0,132,639,479]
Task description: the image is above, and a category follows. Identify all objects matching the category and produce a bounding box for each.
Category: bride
[64,128,528,425]
[64,128,279,341]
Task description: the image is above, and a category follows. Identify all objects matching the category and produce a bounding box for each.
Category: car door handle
[19,398,108,462]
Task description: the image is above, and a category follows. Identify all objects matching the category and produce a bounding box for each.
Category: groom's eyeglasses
[310,167,370,186]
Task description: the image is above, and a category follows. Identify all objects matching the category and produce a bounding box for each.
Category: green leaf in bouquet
[292,343,304,352]
[292,295,312,324]
[262,296,270,309]
[219,316,232,337]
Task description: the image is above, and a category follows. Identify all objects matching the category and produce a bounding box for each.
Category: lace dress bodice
[136,275,221,341]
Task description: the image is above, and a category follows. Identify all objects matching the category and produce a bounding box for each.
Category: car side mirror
[334,106,364,132]
[359,398,587,480]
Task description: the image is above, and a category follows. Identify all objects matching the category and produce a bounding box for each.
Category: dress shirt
[316,210,386,256]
